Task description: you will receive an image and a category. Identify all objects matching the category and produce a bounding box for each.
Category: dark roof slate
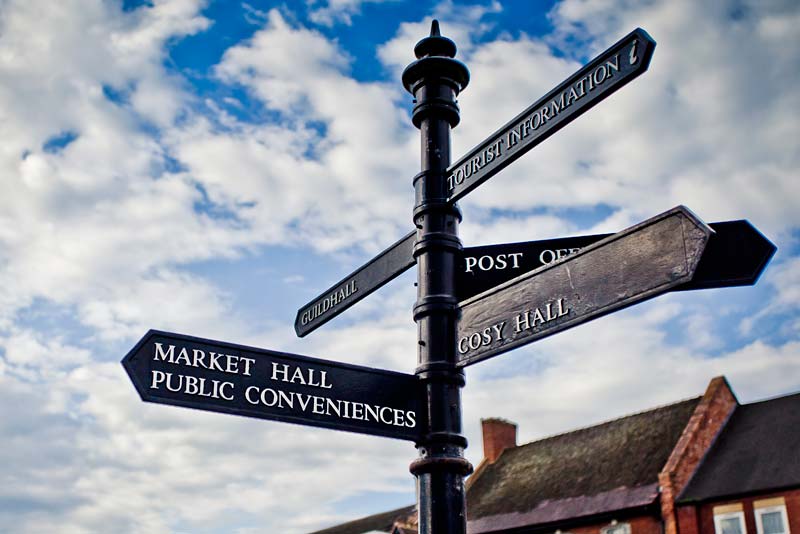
[679,391,800,502]
[307,505,414,534]
[467,397,701,524]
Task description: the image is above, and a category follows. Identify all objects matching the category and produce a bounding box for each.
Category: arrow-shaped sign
[295,231,416,337]
[446,28,656,203]
[456,206,711,367]
[294,219,774,336]
[456,220,776,301]
[123,330,424,441]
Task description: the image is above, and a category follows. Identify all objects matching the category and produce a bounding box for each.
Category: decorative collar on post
[401,20,470,128]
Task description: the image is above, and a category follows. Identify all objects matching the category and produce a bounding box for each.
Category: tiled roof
[307,505,415,534]
[678,391,800,502]
[467,397,700,531]
[308,397,701,533]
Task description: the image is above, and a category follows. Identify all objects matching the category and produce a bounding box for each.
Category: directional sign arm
[295,218,774,338]
[295,231,416,337]
[123,330,425,441]
[446,28,656,203]
[456,206,711,367]
[677,220,776,291]
[456,220,775,300]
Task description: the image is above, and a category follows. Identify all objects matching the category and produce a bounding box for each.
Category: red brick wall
[692,488,800,534]
[568,515,662,534]
[660,377,739,534]
[677,505,701,534]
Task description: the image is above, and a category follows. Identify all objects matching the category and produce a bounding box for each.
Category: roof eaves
[467,483,660,533]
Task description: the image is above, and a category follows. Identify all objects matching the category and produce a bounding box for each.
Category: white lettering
[175,347,191,366]
[406,411,416,428]
[539,249,556,265]
[153,343,175,363]
[150,370,166,389]
[514,298,571,334]
[271,363,290,382]
[219,382,234,401]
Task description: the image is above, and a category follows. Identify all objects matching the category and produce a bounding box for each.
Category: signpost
[122,20,777,534]
[456,206,711,367]
[123,330,424,441]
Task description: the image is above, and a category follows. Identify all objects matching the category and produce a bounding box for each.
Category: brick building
[309,376,799,534]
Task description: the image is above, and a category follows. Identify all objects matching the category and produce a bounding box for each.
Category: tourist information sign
[456,206,711,367]
[446,28,655,203]
[122,330,424,441]
[295,231,416,337]
[456,219,776,300]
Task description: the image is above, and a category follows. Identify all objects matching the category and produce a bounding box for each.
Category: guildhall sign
[123,21,775,534]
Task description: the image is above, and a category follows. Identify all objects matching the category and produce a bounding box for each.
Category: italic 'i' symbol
[629,40,639,65]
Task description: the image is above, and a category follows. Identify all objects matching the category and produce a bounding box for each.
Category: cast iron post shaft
[402,21,472,534]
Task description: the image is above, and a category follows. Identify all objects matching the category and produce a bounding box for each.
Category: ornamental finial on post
[402,20,470,127]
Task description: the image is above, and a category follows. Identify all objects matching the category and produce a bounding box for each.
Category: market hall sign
[456,207,711,367]
[122,330,424,441]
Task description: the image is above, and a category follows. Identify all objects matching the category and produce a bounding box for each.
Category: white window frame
[714,510,748,534]
[755,505,791,534]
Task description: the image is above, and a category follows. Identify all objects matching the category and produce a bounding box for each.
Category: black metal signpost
[122,20,778,534]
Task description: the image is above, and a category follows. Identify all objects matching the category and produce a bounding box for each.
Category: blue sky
[0,0,798,532]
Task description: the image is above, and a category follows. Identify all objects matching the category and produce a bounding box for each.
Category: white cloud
[377,0,502,79]
[439,0,800,240]
[176,9,417,253]
[307,0,396,27]
[0,349,416,532]
[462,300,800,456]
[740,255,800,337]
[0,0,240,335]
[0,0,797,532]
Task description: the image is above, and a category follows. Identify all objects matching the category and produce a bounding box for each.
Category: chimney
[481,418,517,463]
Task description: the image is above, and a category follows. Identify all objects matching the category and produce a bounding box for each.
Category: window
[601,521,631,534]
[714,510,747,534]
[755,500,790,534]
